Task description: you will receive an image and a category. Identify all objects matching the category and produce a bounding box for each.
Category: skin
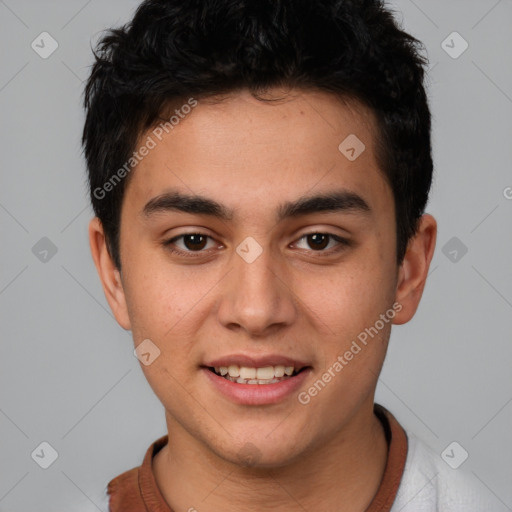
[89,88,436,511]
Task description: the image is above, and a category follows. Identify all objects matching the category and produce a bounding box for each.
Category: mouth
[206,364,307,385]
[202,359,312,405]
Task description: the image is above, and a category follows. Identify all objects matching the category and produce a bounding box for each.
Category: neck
[154,403,388,512]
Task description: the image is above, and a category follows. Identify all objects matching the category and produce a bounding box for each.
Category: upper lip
[203,354,310,369]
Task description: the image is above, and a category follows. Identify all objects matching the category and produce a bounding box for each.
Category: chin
[214,434,307,469]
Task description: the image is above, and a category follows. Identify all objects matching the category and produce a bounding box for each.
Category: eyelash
[162,232,351,259]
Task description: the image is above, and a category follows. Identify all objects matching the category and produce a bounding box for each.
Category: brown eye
[306,233,330,250]
[294,233,350,255]
[163,233,217,258]
[181,234,208,251]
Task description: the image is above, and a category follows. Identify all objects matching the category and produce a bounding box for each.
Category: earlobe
[88,217,131,330]
[392,214,437,325]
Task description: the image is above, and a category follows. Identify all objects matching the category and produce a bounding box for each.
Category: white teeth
[256,366,274,380]
[228,365,240,377]
[239,367,257,380]
[274,365,285,377]
[213,364,302,383]
[226,375,286,385]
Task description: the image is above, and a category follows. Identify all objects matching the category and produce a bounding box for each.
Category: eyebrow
[142,188,371,222]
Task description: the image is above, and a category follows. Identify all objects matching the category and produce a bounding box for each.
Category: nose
[216,240,297,337]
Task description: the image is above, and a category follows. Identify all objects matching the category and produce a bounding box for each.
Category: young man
[83,1,504,510]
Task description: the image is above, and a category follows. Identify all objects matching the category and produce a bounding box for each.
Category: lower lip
[202,367,311,405]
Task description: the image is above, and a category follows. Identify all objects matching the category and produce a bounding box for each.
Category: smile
[208,364,304,385]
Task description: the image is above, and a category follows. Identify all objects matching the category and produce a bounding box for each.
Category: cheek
[124,251,185,321]
[299,258,395,339]
[124,269,203,406]
[298,257,397,404]
[296,266,396,420]
[122,262,201,359]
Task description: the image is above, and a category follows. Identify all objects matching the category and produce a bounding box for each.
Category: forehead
[124,88,392,220]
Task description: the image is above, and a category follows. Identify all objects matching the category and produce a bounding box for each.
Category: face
[90,88,435,467]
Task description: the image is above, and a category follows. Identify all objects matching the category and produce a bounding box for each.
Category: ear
[392,214,437,325]
[88,217,131,330]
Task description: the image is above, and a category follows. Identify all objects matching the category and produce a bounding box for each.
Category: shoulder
[391,431,508,511]
[103,466,142,511]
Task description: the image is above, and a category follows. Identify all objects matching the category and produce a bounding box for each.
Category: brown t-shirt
[107,404,408,511]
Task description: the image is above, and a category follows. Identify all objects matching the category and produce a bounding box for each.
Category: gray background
[1,0,511,510]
